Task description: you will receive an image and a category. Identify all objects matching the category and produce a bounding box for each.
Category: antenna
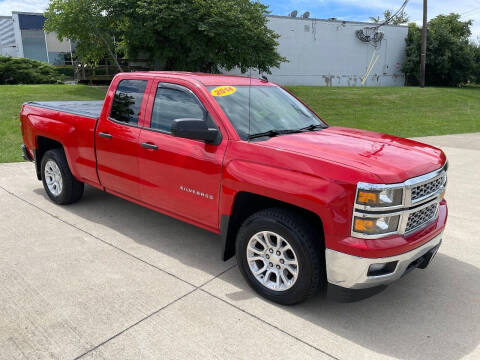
[289,10,298,17]
[247,63,252,141]
[302,11,310,19]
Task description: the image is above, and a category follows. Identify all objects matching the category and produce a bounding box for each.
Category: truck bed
[27,101,104,119]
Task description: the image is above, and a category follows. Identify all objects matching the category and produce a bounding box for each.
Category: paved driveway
[0,133,479,360]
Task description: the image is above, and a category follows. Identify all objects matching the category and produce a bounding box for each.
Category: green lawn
[288,86,480,138]
[1,84,479,163]
[0,85,106,163]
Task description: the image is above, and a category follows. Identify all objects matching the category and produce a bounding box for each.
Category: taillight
[20,105,26,136]
[20,114,25,136]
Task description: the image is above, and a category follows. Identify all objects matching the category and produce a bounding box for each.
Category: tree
[370,9,409,25]
[44,0,286,73]
[44,0,123,71]
[472,42,480,83]
[403,14,475,86]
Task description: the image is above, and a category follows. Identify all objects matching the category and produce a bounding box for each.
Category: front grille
[411,173,446,201]
[406,203,438,233]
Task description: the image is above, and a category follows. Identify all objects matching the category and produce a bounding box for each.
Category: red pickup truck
[20,72,448,304]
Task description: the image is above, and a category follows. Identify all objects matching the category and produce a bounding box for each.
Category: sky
[1,0,479,39]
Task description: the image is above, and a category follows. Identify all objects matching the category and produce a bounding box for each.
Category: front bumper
[325,231,442,290]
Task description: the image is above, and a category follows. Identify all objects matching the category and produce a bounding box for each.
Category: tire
[41,148,84,205]
[236,208,326,305]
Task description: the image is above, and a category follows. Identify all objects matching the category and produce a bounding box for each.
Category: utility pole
[420,0,427,87]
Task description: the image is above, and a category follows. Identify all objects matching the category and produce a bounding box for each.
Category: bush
[403,14,476,87]
[55,65,74,78]
[0,56,64,84]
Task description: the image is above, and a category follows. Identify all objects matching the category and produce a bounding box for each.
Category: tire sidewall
[41,150,69,204]
[236,216,317,304]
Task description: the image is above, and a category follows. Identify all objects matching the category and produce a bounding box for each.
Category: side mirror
[171,118,220,144]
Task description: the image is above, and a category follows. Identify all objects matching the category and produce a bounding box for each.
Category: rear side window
[150,86,205,132]
[110,79,148,125]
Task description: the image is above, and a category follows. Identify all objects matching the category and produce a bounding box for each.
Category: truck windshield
[207,85,326,140]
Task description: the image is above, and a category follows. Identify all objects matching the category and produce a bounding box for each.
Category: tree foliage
[0,56,63,84]
[403,14,476,86]
[45,0,123,70]
[44,0,286,73]
[370,9,409,25]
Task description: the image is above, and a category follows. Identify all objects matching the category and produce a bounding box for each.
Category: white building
[227,15,409,86]
[0,12,72,64]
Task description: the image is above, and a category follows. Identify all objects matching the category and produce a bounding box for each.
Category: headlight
[356,187,403,208]
[353,215,400,236]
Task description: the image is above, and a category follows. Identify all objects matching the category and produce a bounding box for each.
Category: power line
[375,0,409,29]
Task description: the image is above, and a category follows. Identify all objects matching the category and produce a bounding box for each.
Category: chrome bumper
[325,232,443,290]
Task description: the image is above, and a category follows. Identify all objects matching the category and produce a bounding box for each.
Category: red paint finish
[21,71,448,260]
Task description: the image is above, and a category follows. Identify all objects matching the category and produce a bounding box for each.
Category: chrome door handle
[98,132,112,139]
[141,142,158,150]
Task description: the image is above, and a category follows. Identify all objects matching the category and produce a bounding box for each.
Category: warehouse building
[0,12,72,65]
[227,15,409,86]
[1,11,408,86]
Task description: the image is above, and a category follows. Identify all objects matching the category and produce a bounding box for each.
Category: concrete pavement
[0,133,479,359]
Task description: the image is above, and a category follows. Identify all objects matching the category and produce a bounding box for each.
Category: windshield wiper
[247,129,302,140]
[297,123,325,132]
[248,123,325,140]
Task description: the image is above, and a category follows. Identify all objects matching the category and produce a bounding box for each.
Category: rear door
[96,78,150,199]
[137,81,227,228]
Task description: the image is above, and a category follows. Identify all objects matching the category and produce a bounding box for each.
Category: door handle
[98,132,112,139]
[141,142,158,150]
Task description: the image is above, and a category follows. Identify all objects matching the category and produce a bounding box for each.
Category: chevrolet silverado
[20,72,448,304]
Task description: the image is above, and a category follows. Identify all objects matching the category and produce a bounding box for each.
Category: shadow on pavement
[225,253,480,360]
[33,185,232,283]
[33,185,479,360]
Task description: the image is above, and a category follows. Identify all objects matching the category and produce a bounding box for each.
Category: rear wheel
[41,149,84,205]
[236,208,326,305]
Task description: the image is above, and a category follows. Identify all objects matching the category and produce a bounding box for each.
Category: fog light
[367,261,398,276]
[369,263,386,272]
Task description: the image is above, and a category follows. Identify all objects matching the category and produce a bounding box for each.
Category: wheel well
[221,192,324,261]
[35,137,63,180]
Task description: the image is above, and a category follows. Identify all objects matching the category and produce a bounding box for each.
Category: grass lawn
[1,84,479,163]
[0,85,106,163]
[288,86,480,138]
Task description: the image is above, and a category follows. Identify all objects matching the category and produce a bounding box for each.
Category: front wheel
[236,208,326,305]
[41,149,84,205]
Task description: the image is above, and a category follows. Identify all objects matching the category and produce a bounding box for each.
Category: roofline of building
[2,11,408,28]
[0,11,45,18]
[266,14,409,28]
[12,11,45,16]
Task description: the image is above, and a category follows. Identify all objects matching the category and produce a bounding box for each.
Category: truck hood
[258,126,446,183]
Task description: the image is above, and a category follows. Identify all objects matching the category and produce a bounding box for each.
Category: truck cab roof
[116,71,275,87]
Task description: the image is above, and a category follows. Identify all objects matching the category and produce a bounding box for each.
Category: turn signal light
[353,215,400,235]
[354,218,375,232]
[357,191,378,204]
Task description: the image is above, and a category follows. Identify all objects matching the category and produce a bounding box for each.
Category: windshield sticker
[211,86,237,97]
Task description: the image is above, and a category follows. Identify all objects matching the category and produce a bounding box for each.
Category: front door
[96,78,150,199]
[137,82,227,228]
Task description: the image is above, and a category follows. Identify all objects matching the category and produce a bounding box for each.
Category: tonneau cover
[27,101,104,119]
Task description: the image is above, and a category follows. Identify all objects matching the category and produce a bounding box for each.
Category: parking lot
[0,133,479,360]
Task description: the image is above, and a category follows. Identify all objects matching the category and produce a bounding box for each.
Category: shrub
[0,56,64,84]
[55,65,75,78]
[403,14,476,87]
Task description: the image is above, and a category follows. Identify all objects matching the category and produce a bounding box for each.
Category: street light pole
[420,0,427,87]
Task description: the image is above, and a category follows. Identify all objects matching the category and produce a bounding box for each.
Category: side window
[110,79,148,125]
[150,86,205,132]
